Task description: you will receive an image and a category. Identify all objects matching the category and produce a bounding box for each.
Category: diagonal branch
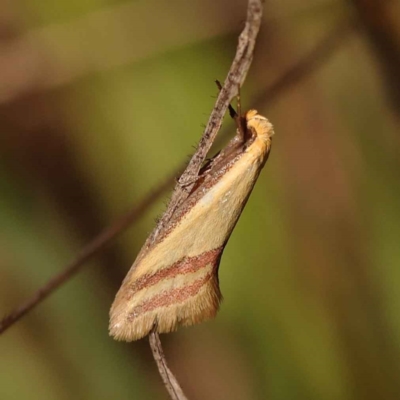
[154,0,264,243]
[0,14,357,338]
[0,169,177,335]
[145,1,264,398]
[149,331,189,400]
[179,0,263,186]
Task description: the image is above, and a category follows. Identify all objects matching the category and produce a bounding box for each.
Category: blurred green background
[1,0,400,399]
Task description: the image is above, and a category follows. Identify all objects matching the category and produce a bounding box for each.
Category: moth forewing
[110,109,274,341]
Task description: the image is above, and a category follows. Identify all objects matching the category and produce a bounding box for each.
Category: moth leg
[177,176,202,192]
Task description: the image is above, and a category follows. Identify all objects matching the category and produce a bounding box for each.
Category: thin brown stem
[145,2,264,398]
[149,331,188,400]
[162,0,264,229]
[1,12,359,398]
[0,13,357,339]
[0,169,177,334]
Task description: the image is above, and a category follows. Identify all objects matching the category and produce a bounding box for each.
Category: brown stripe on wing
[129,247,223,295]
[128,269,216,320]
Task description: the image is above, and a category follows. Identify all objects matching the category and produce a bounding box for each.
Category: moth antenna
[215,79,223,91]
[215,80,245,140]
[215,80,237,119]
[235,84,246,141]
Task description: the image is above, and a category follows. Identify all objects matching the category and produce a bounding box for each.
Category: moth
[109,104,274,342]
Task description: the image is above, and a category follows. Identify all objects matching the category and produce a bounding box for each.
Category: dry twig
[0,14,357,340]
[155,0,264,238]
[149,331,189,400]
[0,170,177,334]
[0,11,361,399]
[0,15,358,339]
[143,1,264,398]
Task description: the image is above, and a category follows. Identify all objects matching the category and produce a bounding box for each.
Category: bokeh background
[1,0,400,399]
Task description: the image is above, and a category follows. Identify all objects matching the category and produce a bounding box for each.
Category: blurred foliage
[1,0,400,399]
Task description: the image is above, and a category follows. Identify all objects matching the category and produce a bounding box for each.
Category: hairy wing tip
[109,319,150,342]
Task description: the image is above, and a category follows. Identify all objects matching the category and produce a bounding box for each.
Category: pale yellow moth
[109,108,274,341]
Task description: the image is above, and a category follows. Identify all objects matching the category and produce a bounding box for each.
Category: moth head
[245,110,275,142]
